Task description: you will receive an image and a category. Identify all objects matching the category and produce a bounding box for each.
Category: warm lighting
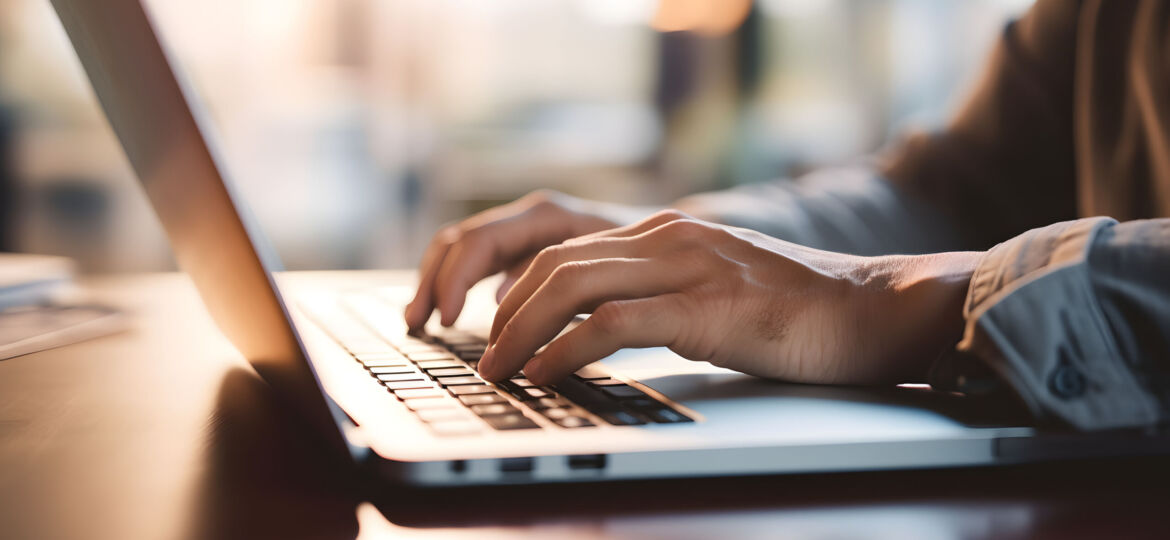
[651,0,752,36]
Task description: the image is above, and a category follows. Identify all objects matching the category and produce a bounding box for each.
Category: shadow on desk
[188,368,359,540]
[193,368,1170,540]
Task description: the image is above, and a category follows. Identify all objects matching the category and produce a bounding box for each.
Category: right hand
[404,190,644,331]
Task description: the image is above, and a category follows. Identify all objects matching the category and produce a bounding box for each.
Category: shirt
[677,0,1170,430]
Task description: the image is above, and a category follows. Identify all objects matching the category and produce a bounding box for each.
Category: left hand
[477,210,981,386]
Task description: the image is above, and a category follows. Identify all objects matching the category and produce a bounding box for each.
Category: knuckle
[591,301,632,335]
[658,218,706,241]
[522,189,555,205]
[436,224,462,245]
[457,226,486,246]
[533,244,565,269]
[546,261,589,291]
[523,190,567,215]
[653,208,690,222]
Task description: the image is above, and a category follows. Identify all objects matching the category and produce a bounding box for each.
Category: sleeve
[880,0,1083,250]
[930,217,1170,430]
[675,166,962,256]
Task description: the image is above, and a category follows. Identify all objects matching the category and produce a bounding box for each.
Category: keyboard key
[368,365,417,375]
[407,351,457,362]
[599,411,647,426]
[356,351,407,362]
[646,408,693,423]
[415,359,464,370]
[385,380,436,391]
[389,334,429,348]
[511,378,536,388]
[623,398,660,410]
[416,408,472,422]
[458,393,507,406]
[399,344,446,355]
[456,350,483,361]
[541,408,572,420]
[451,344,486,354]
[470,403,517,416]
[573,363,610,380]
[403,396,454,409]
[435,332,481,346]
[482,413,541,430]
[553,377,632,417]
[523,388,553,399]
[601,385,647,399]
[376,372,427,382]
[426,367,475,377]
[530,397,570,410]
[589,379,628,387]
[555,416,595,428]
[395,388,446,400]
[437,376,484,386]
[360,358,411,368]
[427,420,482,436]
[447,385,497,395]
[345,340,395,355]
[496,380,528,399]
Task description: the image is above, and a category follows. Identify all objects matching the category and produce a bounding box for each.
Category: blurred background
[0,0,1032,273]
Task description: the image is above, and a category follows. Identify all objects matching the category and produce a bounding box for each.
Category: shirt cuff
[930,217,1161,430]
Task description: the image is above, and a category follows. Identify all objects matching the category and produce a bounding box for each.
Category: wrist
[865,251,981,382]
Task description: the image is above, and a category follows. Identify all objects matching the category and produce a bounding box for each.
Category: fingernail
[477,347,495,379]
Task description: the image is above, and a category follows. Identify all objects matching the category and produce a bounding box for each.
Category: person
[403,0,1170,431]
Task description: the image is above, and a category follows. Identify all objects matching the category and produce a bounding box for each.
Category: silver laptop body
[50,0,1170,487]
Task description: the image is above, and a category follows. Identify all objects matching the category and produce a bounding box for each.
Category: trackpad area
[600,348,1025,444]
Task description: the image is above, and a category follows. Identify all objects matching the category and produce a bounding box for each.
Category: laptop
[50,0,1170,486]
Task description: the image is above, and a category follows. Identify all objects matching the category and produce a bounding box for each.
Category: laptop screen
[51,0,351,456]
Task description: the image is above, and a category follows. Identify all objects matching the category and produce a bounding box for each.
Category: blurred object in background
[0,0,1034,273]
[0,105,13,252]
[0,252,73,309]
[0,252,125,360]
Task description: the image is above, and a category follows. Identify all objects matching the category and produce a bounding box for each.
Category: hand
[478,210,981,386]
[404,190,649,331]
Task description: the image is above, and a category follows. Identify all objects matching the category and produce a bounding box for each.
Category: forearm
[673,167,963,255]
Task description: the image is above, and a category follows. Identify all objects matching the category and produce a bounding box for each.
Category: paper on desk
[0,253,127,360]
[0,253,75,310]
[0,304,128,360]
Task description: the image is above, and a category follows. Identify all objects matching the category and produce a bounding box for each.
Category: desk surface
[2,272,1168,540]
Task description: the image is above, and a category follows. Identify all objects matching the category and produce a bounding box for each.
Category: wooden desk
[2,273,1168,540]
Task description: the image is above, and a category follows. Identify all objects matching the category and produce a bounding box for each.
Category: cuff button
[1049,364,1087,399]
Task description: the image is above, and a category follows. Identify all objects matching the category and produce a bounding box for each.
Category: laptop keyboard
[303,292,693,436]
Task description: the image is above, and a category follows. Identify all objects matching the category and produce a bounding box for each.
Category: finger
[496,255,535,304]
[489,236,644,344]
[521,295,685,385]
[479,258,689,381]
[432,209,575,327]
[568,208,691,243]
[404,228,458,330]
